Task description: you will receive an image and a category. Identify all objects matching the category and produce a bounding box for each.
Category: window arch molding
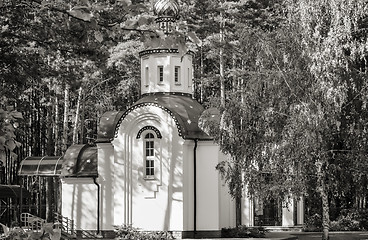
[144,132,156,178]
[136,126,162,139]
[138,127,162,181]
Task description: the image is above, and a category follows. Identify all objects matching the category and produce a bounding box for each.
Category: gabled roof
[96,92,211,142]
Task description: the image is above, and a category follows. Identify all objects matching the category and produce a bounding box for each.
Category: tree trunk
[236,196,242,226]
[316,158,330,240]
[200,44,204,103]
[62,84,70,153]
[54,96,60,156]
[232,53,237,93]
[234,158,242,227]
[45,177,54,222]
[46,90,54,156]
[219,13,225,107]
[320,184,330,240]
[46,93,55,222]
[80,97,85,144]
[72,86,82,145]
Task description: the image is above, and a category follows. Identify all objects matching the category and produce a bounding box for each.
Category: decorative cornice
[114,102,183,139]
[139,48,179,57]
[141,92,193,98]
[155,16,177,23]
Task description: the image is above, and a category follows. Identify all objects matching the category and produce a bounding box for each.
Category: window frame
[158,65,164,84]
[187,67,192,87]
[174,66,181,85]
[143,132,156,180]
[145,66,149,87]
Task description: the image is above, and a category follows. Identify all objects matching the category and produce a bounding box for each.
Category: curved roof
[97,111,125,143]
[19,156,63,177]
[154,0,180,18]
[96,93,211,141]
[18,145,98,178]
[61,144,98,177]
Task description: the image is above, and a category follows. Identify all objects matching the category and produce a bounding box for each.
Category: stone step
[264,226,303,232]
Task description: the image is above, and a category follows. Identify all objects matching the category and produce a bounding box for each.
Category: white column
[241,195,254,226]
[282,199,294,227]
[96,142,115,230]
[296,198,304,225]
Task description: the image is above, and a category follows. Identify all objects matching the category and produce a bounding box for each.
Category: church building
[19,0,304,238]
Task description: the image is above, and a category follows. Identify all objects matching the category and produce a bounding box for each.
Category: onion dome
[153,0,180,33]
[153,0,180,18]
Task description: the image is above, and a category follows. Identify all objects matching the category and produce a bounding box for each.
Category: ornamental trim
[136,126,162,139]
[139,48,179,57]
[114,102,184,139]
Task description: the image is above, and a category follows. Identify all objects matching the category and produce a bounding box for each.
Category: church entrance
[254,198,282,226]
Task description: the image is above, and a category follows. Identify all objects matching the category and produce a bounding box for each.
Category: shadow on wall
[110,108,187,231]
[67,181,98,230]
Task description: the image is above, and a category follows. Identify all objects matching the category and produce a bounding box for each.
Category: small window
[174,66,181,85]
[158,66,164,83]
[144,133,155,178]
[145,66,149,86]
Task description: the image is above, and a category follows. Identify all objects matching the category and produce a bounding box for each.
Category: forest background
[1,0,368,239]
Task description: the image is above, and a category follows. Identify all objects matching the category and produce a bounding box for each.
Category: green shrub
[305,209,368,232]
[114,224,174,240]
[222,225,268,238]
[330,218,360,231]
[356,209,368,230]
[303,213,323,232]
[331,208,368,231]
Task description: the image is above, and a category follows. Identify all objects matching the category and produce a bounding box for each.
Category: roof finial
[153,0,180,33]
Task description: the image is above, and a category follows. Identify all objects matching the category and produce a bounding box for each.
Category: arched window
[144,133,155,178]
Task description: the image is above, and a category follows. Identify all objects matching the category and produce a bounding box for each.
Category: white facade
[140,51,193,95]
[95,105,236,233]
[60,2,303,234]
[60,103,237,235]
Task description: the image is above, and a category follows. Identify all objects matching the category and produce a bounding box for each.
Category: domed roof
[153,0,180,18]
[96,93,212,141]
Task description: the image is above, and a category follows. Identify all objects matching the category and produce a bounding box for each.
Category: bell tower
[140,0,194,96]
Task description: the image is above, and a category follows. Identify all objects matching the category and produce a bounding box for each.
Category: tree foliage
[198,0,368,238]
[1,0,368,237]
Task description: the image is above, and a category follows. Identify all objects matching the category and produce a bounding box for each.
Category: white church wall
[170,55,192,93]
[96,142,115,230]
[112,106,184,231]
[141,53,193,95]
[61,178,98,230]
[196,141,221,231]
[218,152,236,229]
[111,141,126,227]
[182,140,194,231]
